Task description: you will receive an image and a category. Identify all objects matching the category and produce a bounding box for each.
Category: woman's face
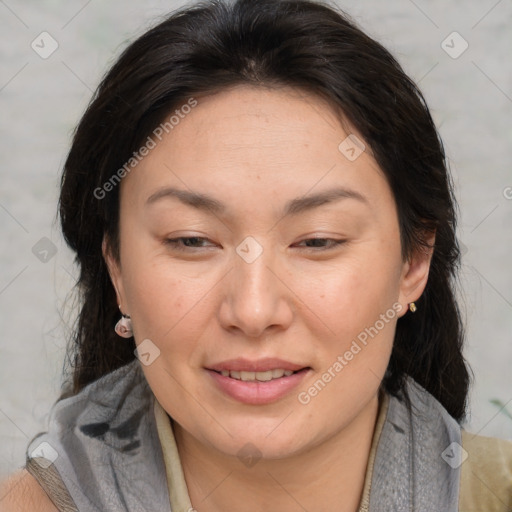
[105,85,432,459]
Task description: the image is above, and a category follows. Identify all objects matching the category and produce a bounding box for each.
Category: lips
[206,358,311,404]
[207,357,306,373]
[220,369,295,381]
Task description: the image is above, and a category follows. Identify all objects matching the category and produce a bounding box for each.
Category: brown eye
[164,237,215,250]
[295,238,346,250]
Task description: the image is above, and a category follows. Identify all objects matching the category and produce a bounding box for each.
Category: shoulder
[461,429,512,468]
[0,469,58,511]
[460,430,512,510]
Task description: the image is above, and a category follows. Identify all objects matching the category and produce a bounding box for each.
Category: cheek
[119,235,210,349]
[300,265,398,417]
[301,251,402,340]
[127,271,210,344]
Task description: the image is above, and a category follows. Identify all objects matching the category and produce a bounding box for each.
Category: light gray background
[1,0,511,480]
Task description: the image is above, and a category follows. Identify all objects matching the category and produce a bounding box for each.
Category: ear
[102,236,129,314]
[397,231,435,317]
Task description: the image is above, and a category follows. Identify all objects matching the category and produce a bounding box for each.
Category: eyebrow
[145,186,368,217]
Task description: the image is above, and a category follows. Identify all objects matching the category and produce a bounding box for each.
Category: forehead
[120,85,389,211]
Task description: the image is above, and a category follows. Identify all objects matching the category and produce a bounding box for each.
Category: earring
[115,306,133,338]
[409,302,417,313]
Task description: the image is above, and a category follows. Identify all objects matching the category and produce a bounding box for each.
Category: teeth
[240,371,257,381]
[219,369,296,381]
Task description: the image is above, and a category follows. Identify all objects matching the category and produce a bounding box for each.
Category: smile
[206,359,311,404]
[218,369,295,381]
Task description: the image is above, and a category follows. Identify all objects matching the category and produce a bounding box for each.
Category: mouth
[212,368,305,381]
[205,358,311,404]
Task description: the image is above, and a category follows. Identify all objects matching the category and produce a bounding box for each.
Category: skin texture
[0,469,58,511]
[104,85,433,512]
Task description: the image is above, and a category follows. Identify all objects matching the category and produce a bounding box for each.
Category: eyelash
[163,237,347,252]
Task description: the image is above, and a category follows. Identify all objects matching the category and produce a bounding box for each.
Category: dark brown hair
[58,0,470,420]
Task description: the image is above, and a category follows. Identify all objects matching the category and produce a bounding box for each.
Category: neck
[173,393,381,512]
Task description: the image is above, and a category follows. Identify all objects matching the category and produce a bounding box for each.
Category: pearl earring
[115,306,133,338]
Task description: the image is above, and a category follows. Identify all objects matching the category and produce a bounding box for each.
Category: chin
[206,417,315,461]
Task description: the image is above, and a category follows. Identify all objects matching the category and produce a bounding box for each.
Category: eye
[294,238,347,250]
[164,237,215,251]
[163,236,346,252]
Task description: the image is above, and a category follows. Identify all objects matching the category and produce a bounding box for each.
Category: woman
[2,0,511,510]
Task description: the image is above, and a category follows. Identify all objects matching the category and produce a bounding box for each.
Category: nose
[218,240,294,338]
